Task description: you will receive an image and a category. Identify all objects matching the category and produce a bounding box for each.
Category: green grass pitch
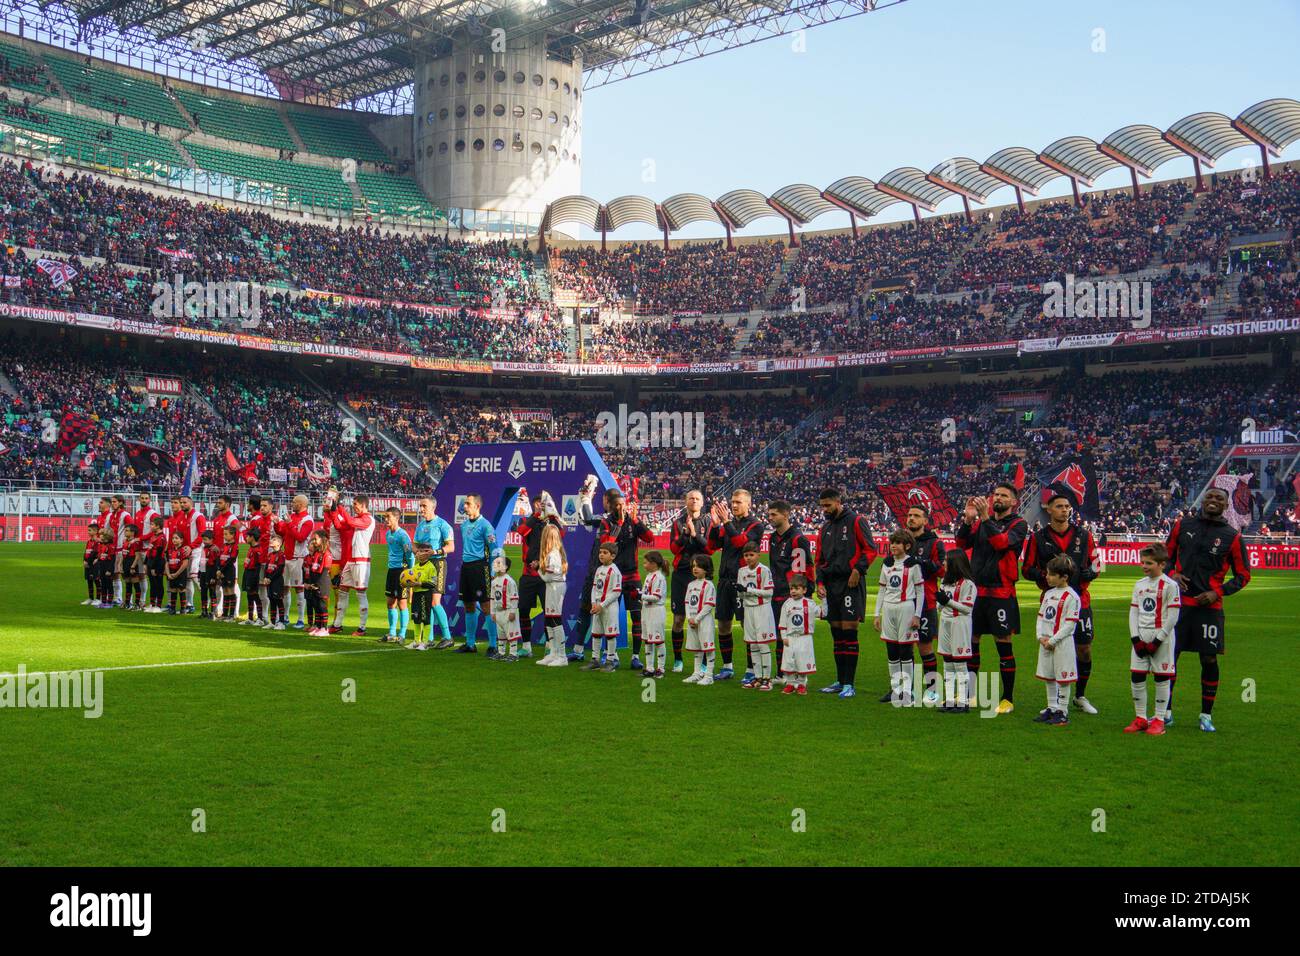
[2,541,1297,866]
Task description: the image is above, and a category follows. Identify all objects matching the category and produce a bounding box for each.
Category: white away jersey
[491,574,519,615]
[590,564,623,609]
[874,558,923,617]
[1129,573,1180,641]
[737,564,774,607]
[1036,586,1081,648]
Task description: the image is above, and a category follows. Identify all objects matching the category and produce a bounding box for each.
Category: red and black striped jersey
[769,524,815,597]
[668,512,713,571]
[907,528,945,610]
[1164,515,1250,609]
[1023,523,1100,608]
[954,512,1027,598]
[707,516,765,579]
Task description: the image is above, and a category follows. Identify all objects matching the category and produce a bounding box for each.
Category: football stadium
[0,0,1296,906]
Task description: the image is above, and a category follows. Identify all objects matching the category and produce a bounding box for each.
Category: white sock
[1154,680,1171,720]
[888,659,901,697]
[259,586,270,620]
[704,651,715,676]
[1132,679,1148,719]
[955,665,969,705]
[901,657,915,697]
[1056,682,1070,713]
[233,581,242,617]
[357,592,369,628]
[334,588,350,627]
[1046,680,1058,712]
[114,578,123,602]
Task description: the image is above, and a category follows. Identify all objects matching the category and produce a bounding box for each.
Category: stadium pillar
[1013,185,1025,214]
[1129,166,1141,200]
[722,219,734,250]
[1258,142,1272,179]
[600,225,607,253]
[909,203,921,224]
[1192,156,1206,193]
[1069,177,1081,207]
[960,194,972,223]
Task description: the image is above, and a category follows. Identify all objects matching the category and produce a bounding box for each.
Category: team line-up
[79,477,1250,733]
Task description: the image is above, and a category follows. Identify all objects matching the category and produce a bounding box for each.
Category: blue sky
[577,0,1300,239]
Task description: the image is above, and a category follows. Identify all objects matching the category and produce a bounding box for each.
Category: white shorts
[284,557,304,589]
[937,614,973,659]
[340,561,371,591]
[780,633,816,674]
[544,581,566,617]
[189,548,204,578]
[593,601,620,638]
[879,601,917,644]
[493,610,522,641]
[686,617,715,652]
[743,603,776,644]
[1036,639,1078,684]
[1130,630,1176,676]
[641,603,667,644]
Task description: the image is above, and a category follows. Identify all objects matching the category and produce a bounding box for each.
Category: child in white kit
[588,542,623,672]
[736,542,777,691]
[874,529,924,705]
[490,553,522,660]
[935,548,978,712]
[537,524,569,667]
[779,574,822,696]
[1124,542,1181,736]
[1035,554,1081,726]
[639,551,669,678]
[683,553,717,686]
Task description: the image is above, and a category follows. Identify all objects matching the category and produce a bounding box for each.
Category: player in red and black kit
[707,488,766,681]
[1163,487,1250,733]
[513,493,563,654]
[954,482,1028,715]
[577,487,653,669]
[815,487,877,698]
[82,521,101,603]
[766,499,815,679]
[217,525,241,620]
[667,489,712,673]
[1023,489,1101,714]
[905,504,945,703]
[145,515,167,610]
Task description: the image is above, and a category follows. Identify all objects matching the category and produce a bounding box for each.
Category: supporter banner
[2,275,20,288]
[876,476,959,527]
[947,340,1016,355]
[1211,473,1254,531]
[767,355,837,371]
[301,342,408,366]
[508,408,553,423]
[122,440,176,478]
[0,302,77,324]
[1056,332,1124,350]
[1210,317,1300,337]
[173,327,240,347]
[836,351,890,366]
[144,375,182,396]
[885,346,946,360]
[1018,337,1057,353]
[267,467,289,483]
[410,355,491,373]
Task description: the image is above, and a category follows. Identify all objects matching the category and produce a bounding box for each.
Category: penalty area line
[0,647,400,679]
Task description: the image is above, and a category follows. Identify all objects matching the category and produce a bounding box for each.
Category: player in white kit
[736,543,777,691]
[537,524,569,667]
[874,530,924,705]
[586,543,623,672]
[683,554,717,686]
[639,552,669,678]
[1124,543,1181,736]
[328,493,376,636]
[778,575,822,696]
[490,553,522,660]
[1035,555,1081,726]
[935,549,977,712]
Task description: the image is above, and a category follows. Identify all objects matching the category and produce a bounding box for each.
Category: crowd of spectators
[581,315,738,361]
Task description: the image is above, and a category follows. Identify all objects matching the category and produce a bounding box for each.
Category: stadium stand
[0,38,54,95]
[173,87,295,151]
[41,52,187,129]
[285,107,390,164]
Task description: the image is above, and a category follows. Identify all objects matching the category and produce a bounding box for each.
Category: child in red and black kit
[95,529,116,609]
[199,529,221,618]
[146,515,167,611]
[121,523,143,610]
[304,530,333,635]
[261,534,287,629]
[165,531,192,614]
[82,521,101,604]
[240,527,263,625]
[218,526,240,621]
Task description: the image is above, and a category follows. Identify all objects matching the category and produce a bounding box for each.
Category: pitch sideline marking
[0,647,399,679]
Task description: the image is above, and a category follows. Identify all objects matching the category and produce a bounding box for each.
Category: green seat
[0,39,51,95]
[0,104,182,173]
[43,53,186,129]
[175,89,295,151]
[286,107,389,163]
[356,171,439,220]
[185,142,354,211]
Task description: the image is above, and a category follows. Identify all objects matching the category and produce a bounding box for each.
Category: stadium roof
[1,0,911,107]
[545,98,1300,241]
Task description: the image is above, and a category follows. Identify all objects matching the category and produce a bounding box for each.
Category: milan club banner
[1037,457,1103,519]
[122,440,176,478]
[144,375,182,396]
[1211,473,1255,531]
[876,476,959,526]
[432,440,621,645]
[2,299,1297,380]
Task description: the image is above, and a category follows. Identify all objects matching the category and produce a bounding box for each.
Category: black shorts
[385,567,407,599]
[671,568,693,616]
[621,575,641,612]
[518,573,545,613]
[917,607,939,644]
[459,559,488,606]
[715,575,744,622]
[1074,606,1095,646]
[242,566,260,592]
[1174,605,1225,655]
[825,579,866,624]
[218,563,236,586]
[971,595,1019,638]
[411,588,433,625]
